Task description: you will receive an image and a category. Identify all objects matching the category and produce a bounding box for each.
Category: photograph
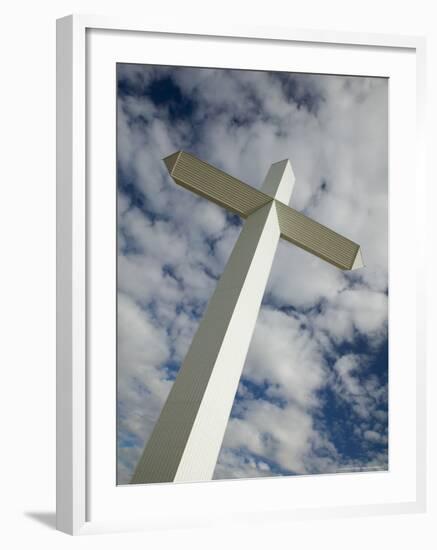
[116,63,389,485]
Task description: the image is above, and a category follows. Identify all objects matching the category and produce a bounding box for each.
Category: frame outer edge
[56,14,87,535]
[414,36,427,513]
[71,12,423,49]
[55,14,426,534]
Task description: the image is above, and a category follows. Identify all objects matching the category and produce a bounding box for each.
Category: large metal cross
[130,151,363,484]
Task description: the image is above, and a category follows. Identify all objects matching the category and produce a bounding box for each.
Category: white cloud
[314,289,388,345]
[330,354,388,433]
[117,293,173,483]
[218,400,315,474]
[242,307,326,407]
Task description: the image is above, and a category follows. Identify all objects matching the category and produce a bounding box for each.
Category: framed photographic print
[56,15,426,535]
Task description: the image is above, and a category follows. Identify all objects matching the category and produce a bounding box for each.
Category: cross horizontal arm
[163,150,363,271]
[163,151,272,217]
[276,201,363,270]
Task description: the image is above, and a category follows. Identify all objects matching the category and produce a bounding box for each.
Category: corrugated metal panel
[276,201,362,271]
[163,151,362,271]
[130,201,281,484]
[163,151,272,217]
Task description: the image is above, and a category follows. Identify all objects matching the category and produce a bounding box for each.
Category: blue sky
[116,64,388,484]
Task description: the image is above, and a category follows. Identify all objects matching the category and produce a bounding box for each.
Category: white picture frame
[56,14,427,535]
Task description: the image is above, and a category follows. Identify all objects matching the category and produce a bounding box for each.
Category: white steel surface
[130,160,293,483]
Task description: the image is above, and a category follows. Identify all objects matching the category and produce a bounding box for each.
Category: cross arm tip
[350,247,364,270]
[162,151,183,175]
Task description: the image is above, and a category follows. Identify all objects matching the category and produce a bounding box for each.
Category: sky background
[116,63,388,485]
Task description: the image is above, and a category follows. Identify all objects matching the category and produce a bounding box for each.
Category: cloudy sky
[116,63,388,485]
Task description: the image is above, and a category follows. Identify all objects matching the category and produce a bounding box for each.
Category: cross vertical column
[130,160,294,484]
